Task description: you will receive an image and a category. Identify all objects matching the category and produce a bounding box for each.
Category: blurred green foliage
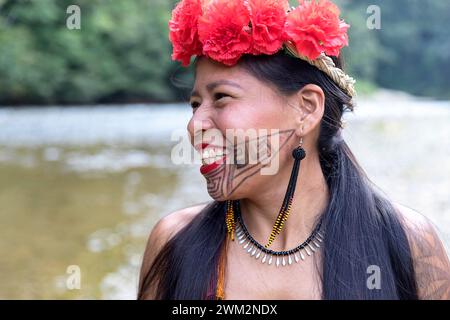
[336,0,450,99]
[0,0,449,105]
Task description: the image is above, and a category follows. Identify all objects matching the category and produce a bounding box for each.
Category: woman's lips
[196,141,229,175]
[200,155,227,175]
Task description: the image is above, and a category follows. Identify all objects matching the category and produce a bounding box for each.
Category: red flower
[198,0,252,66]
[247,0,289,55]
[284,0,349,60]
[169,0,203,67]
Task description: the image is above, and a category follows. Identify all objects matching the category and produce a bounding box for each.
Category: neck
[239,151,329,251]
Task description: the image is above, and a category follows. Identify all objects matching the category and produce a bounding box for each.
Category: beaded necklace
[213,200,324,300]
[234,199,323,267]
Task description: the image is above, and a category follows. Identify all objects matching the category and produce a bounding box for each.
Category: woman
[138,0,450,300]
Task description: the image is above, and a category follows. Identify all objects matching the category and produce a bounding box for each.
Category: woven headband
[169,0,356,97]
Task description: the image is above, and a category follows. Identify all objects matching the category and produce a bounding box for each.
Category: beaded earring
[265,136,305,248]
[225,135,306,248]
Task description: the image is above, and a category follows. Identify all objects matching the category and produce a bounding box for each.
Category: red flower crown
[169,0,356,96]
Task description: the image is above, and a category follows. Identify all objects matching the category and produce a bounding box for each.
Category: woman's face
[187,57,306,201]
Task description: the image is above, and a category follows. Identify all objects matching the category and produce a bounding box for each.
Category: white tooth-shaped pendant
[238,233,245,240]
[255,250,261,259]
[268,255,273,265]
[247,245,253,253]
[288,255,293,265]
[308,243,316,252]
[316,237,323,243]
[243,240,250,249]
[262,253,267,264]
[294,253,299,263]
[305,246,311,256]
[276,256,280,267]
[313,240,321,248]
[282,256,286,266]
[300,250,305,260]
[251,247,257,256]
[239,237,246,244]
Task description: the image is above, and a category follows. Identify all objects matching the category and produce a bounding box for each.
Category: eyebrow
[190,80,243,99]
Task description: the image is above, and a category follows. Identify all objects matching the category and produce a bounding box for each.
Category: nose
[187,111,215,147]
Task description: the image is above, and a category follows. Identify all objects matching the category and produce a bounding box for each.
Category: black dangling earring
[265,136,306,248]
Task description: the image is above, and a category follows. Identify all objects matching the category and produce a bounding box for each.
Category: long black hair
[138,51,418,300]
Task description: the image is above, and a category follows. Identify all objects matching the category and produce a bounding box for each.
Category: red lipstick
[197,143,227,175]
[200,155,226,175]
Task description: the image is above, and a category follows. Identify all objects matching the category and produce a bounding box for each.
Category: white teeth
[201,148,227,166]
[202,155,225,165]
[200,148,227,165]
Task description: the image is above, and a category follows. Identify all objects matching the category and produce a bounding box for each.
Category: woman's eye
[189,93,229,110]
[214,92,229,101]
[190,101,200,109]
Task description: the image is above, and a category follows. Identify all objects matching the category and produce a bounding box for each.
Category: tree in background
[0,0,449,105]
[337,0,450,99]
[0,0,178,104]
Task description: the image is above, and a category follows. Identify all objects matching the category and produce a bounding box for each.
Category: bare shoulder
[393,202,450,299]
[152,202,210,242]
[143,202,210,257]
[393,203,430,230]
[138,202,210,294]
[393,202,444,245]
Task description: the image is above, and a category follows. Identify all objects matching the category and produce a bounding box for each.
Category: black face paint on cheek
[204,129,296,200]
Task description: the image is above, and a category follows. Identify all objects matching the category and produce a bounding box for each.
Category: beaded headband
[169,0,356,97]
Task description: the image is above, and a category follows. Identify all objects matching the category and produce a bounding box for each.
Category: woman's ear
[294,84,325,137]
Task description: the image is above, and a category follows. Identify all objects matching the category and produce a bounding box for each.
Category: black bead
[292,147,306,160]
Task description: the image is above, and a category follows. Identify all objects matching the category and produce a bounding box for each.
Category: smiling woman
[137,0,450,300]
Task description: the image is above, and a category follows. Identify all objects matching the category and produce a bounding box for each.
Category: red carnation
[247,0,289,55]
[169,0,203,67]
[198,0,253,66]
[284,0,349,60]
